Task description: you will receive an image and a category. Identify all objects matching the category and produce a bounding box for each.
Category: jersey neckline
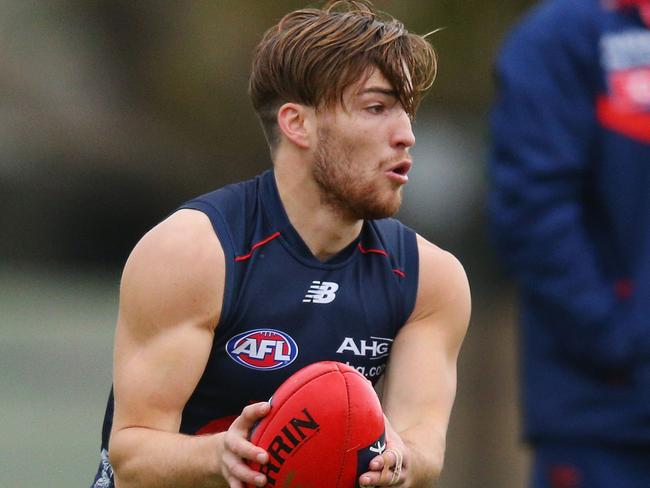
[259,169,367,268]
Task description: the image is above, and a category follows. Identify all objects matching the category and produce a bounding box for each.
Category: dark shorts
[90,449,114,488]
[531,443,650,488]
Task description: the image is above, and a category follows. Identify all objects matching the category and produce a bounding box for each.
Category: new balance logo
[303,281,339,304]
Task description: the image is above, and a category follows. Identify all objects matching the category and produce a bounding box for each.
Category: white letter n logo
[303,281,339,304]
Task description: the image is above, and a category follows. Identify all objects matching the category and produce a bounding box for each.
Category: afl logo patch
[226,329,298,371]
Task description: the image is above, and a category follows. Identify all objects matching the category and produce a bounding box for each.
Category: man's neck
[273,162,363,262]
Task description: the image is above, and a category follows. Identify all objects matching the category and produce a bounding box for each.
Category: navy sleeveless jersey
[92,169,418,486]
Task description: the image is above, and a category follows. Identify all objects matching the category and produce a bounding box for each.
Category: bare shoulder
[120,208,225,335]
[409,234,471,326]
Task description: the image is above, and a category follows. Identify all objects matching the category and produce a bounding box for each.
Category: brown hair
[249,0,437,150]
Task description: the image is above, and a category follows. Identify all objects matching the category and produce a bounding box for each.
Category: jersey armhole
[178,200,235,329]
[401,226,419,324]
[371,219,420,326]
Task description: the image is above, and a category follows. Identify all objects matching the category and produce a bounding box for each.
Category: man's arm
[360,235,470,487]
[108,209,268,488]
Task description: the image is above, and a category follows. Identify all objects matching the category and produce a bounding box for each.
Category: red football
[246,361,386,488]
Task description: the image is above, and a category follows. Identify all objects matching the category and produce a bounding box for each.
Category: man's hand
[358,417,412,487]
[218,402,271,488]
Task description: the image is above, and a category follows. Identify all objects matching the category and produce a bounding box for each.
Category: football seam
[335,369,354,488]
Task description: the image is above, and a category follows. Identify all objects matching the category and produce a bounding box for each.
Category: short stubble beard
[311,125,402,221]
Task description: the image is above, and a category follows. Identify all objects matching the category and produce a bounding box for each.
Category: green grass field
[0,265,118,487]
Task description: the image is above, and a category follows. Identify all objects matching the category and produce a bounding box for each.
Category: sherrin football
[246,361,386,488]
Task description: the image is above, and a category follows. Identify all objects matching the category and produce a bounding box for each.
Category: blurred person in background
[91,1,470,487]
[489,0,650,487]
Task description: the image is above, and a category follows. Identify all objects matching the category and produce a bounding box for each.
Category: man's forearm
[110,427,227,488]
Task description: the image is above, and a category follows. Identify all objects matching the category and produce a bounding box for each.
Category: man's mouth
[386,160,412,182]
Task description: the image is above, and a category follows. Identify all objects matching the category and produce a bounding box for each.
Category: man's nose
[392,110,416,149]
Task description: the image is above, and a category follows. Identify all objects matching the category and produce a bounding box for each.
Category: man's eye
[367,105,385,114]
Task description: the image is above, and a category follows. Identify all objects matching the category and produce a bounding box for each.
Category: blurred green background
[1,1,537,486]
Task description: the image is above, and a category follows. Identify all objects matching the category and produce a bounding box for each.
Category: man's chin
[355,198,402,220]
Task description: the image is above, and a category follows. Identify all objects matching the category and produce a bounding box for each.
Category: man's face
[311,68,416,221]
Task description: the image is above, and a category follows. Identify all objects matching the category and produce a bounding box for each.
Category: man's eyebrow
[358,87,398,98]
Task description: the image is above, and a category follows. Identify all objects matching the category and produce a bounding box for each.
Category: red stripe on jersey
[357,243,407,278]
[596,95,650,144]
[235,231,281,262]
[357,243,388,257]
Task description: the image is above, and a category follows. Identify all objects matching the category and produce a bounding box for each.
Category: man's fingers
[227,459,267,487]
[219,402,271,486]
[368,454,385,471]
[382,449,403,485]
[233,402,271,430]
[224,430,269,464]
[222,451,267,487]
[359,469,405,487]
[360,449,405,486]
[360,471,390,487]
[243,401,271,420]
[226,402,271,463]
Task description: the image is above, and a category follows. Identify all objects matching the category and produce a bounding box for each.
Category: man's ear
[277,103,313,149]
